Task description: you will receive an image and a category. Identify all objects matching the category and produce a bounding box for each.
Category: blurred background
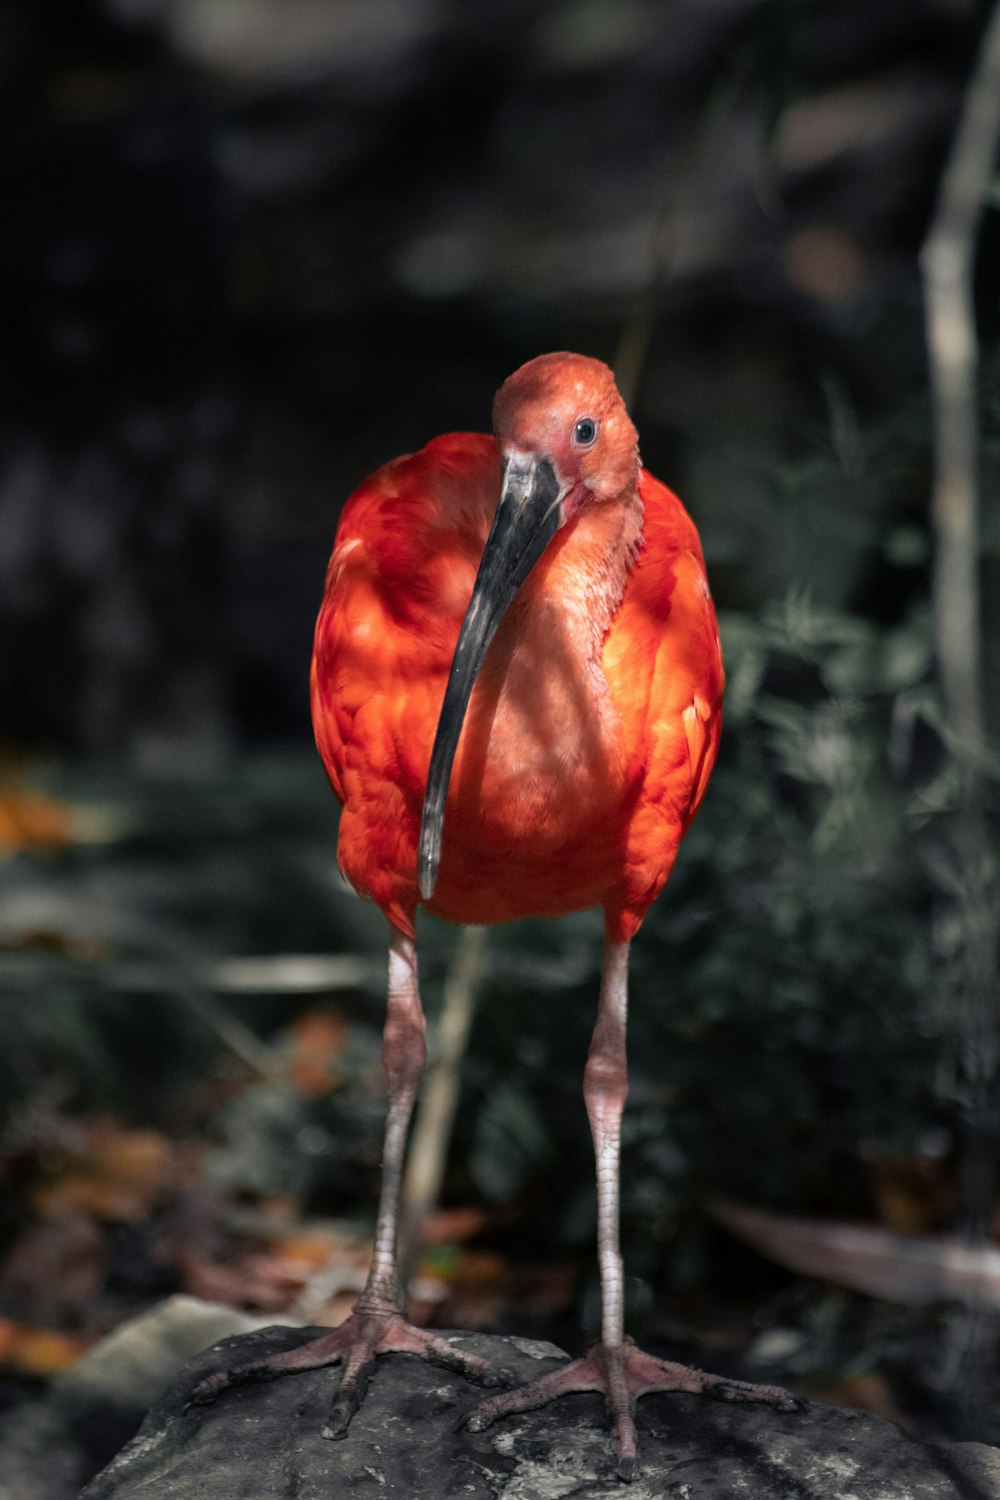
[2,0,1000,1489]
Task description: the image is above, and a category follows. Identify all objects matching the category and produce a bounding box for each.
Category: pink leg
[188,926,499,1436]
[361,926,429,1311]
[467,936,802,1480]
[585,937,630,1349]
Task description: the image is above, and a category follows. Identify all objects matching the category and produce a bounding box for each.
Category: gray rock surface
[0,1297,299,1500]
[79,1322,1000,1499]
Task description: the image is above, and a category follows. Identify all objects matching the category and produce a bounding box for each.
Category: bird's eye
[573,418,598,447]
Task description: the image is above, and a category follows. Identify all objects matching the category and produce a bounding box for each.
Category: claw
[183,1383,219,1412]
[185,1362,267,1411]
[323,1358,375,1440]
[322,1401,356,1441]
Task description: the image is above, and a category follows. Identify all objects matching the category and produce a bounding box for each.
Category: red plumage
[311,431,723,941]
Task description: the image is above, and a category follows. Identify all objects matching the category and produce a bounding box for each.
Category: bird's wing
[602,469,724,928]
[311,431,496,801]
[310,433,497,926]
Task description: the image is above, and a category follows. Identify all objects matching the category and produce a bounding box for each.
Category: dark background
[1,0,999,1479]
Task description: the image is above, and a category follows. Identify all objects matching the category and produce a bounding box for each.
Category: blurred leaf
[177,1249,304,1312]
[884,526,930,568]
[420,1206,492,1245]
[30,1118,176,1223]
[285,1006,348,1099]
[0,1319,91,1375]
[0,784,73,857]
[715,1202,1000,1308]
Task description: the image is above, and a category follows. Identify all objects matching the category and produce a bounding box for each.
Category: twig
[398,925,488,1285]
[181,991,284,1082]
[921,4,1000,770]
[919,0,1000,1405]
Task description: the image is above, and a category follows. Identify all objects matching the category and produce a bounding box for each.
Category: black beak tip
[418,847,438,903]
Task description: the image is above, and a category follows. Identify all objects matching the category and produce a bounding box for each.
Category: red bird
[194,352,797,1478]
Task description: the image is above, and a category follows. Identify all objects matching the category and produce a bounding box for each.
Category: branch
[919,2,1000,1398]
[921,3,1000,773]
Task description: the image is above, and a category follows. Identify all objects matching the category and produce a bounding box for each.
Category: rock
[79,1324,1000,1499]
[0,1297,301,1500]
[59,1295,302,1422]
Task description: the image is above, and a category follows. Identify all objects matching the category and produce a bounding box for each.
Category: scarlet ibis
[192,352,799,1478]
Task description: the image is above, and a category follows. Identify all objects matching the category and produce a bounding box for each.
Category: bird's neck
[522,485,645,660]
[467,485,644,800]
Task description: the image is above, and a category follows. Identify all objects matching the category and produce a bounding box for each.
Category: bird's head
[492,351,639,510]
[418,353,637,901]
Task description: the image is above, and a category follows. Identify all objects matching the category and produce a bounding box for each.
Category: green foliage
[641,596,940,1199]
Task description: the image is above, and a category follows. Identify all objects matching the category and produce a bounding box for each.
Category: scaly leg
[467,936,802,1480]
[188,925,499,1437]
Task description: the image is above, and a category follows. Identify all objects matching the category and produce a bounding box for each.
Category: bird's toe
[463,1402,500,1433]
[184,1368,240,1410]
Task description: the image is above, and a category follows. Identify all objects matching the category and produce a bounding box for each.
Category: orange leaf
[266,1232,349,1269]
[0,1322,90,1375]
[287,1008,348,1098]
[179,1253,300,1313]
[0,785,74,856]
[420,1206,492,1246]
[32,1119,175,1223]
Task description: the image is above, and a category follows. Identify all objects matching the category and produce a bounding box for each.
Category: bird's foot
[186,1303,503,1440]
[465,1336,804,1482]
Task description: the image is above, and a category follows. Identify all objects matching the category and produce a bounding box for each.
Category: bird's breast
[446,583,629,859]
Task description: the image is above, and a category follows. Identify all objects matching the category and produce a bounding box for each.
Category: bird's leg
[187,925,499,1437]
[466,936,801,1481]
[358,926,429,1312]
[587,936,630,1351]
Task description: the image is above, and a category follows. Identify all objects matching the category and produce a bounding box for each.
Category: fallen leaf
[713,1201,1000,1308]
[267,1231,352,1269]
[0,1318,91,1375]
[31,1118,176,1223]
[420,1206,492,1245]
[286,1008,348,1098]
[0,769,74,856]
[178,1251,303,1312]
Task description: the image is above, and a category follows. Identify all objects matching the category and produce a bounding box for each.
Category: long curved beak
[418,455,563,901]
